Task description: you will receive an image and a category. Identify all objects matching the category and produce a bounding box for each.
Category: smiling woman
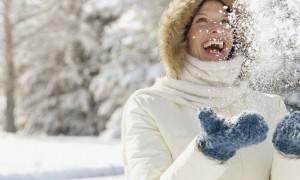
[186,0,234,61]
[122,0,300,179]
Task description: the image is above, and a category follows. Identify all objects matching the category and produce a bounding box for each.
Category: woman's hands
[272,111,300,157]
[196,108,269,161]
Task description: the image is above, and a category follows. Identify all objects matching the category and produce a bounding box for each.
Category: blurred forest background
[0,0,168,137]
[0,0,299,138]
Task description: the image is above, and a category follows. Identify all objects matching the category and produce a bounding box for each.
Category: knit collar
[135,54,249,108]
[180,54,245,87]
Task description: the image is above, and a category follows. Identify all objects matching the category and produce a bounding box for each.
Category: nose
[209,22,223,34]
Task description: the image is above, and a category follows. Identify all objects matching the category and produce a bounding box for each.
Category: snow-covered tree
[16,0,121,135]
[0,0,59,132]
[90,0,168,139]
[1,0,16,132]
[0,0,169,136]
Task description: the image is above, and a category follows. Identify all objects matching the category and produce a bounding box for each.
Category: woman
[122,0,300,179]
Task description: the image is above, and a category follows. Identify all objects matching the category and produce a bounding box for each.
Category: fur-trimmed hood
[159,0,235,79]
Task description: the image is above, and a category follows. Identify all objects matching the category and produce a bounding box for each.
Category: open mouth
[203,40,225,55]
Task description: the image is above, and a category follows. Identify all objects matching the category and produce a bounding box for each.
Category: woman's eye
[222,19,232,26]
[221,20,232,29]
[196,18,207,24]
[221,19,230,25]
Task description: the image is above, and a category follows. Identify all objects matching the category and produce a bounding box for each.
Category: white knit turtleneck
[180,55,245,87]
[134,55,249,108]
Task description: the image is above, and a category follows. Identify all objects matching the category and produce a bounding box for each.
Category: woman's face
[187,0,234,61]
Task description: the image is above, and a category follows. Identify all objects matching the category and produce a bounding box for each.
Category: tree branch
[11,0,59,29]
[12,17,56,50]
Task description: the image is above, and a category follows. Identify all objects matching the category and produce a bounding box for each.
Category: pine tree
[17,0,112,135]
[0,0,57,132]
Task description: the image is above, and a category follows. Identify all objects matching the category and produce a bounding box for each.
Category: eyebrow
[196,13,207,16]
[196,12,228,17]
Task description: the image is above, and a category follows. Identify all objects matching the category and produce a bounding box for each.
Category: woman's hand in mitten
[272,111,300,157]
[196,108,269,161]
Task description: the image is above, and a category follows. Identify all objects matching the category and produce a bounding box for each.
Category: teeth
[203,41,224,49]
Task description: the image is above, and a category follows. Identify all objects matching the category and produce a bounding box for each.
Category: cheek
[188,26,207,42]
[225,31,234,47]
[228,30,234,41]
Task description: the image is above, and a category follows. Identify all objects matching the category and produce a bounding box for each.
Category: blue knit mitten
[196,108,269,161]
[272,111,300,156]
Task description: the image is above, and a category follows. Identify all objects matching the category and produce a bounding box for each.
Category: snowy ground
[0,133,125,180]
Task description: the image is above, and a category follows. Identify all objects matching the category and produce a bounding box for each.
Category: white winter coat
[122,0,300,179]
[122,55,300,180]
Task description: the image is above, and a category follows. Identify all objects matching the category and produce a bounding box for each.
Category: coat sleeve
[122,94,229,180]
[271,151,300,180]
[270,97,300,180]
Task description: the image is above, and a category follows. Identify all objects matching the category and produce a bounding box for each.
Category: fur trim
[159,0,235,79]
